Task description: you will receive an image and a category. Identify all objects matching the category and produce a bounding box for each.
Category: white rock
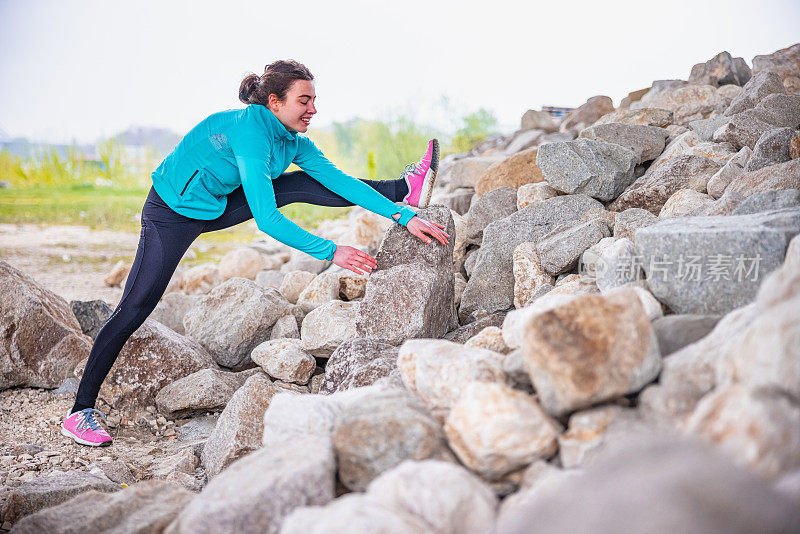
[300,301,360,357]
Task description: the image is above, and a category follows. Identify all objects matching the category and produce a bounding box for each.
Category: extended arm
[293,137,417,226]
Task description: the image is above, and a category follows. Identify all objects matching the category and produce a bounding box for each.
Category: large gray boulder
[155,367,252,418]
[11,481,192,534]
[170,436,336,534]
[497,435,800,534]
[1,470,119,527]
[356,205,457,344]
[320,339,399,394]
[578,123,669,164]
[635,208,800,314]
[463,187,518,246]
[744,126,797,172]
[200,373,279,477]
[688,50,752,87]
[459,195,603,319]
[1,260,92,389]
[536,139,637,201]
[183,278,291,369]
[715,93,800,149]
[724,70,786,116]
[332,388,453,491]
[74,319,217,412]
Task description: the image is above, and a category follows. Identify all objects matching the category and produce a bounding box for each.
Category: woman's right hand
[332,245,377,275]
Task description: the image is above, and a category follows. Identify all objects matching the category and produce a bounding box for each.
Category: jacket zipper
[180,170,199,196]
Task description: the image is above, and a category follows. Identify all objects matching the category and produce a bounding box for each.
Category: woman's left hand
[406,216,450,246]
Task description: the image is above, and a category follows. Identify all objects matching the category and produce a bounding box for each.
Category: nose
[308,102,317,115]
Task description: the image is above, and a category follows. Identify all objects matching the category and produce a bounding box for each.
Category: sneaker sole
[61,425,112,447]
[418,139,440,209]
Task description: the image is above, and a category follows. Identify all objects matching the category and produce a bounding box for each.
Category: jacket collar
[250,104,298,141]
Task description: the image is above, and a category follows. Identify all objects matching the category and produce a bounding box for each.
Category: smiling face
[268,79,317,133]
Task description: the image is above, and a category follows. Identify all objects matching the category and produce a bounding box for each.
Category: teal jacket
[151,104,416,260]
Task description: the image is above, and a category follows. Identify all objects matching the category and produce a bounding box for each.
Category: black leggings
[73,171,409,410]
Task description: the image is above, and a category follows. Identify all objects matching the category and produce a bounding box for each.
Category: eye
[300,100,309,105]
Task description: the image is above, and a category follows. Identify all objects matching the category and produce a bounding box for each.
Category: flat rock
[579,123,669,164]
[320,339,398,394]
[155,367,249,418]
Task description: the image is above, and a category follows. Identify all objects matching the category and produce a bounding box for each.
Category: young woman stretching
[62,59,448,446]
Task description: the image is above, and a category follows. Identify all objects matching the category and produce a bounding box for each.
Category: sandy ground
[0,223,139,305]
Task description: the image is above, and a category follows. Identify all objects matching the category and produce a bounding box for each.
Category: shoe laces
[75,408,106,432]
[400,161,422,180]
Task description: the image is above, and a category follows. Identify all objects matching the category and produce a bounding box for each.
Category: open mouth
[300,117,311,125]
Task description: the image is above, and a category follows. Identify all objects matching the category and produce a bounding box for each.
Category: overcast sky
[1,0,798,144]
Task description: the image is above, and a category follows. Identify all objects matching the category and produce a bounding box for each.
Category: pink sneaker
[61,408,113,447]
[401,138,439,208]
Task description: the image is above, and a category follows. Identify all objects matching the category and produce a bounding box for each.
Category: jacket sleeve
[232,140,337,261]
[293,136,417,226]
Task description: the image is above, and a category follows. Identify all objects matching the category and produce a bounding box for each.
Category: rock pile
[2,43,800,532]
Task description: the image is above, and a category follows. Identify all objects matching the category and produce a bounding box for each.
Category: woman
[62,59,449,446]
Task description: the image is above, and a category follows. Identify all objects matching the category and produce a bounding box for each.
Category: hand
[332,245,377,275]
[406,216,450,246]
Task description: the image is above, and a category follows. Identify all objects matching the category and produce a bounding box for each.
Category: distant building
[542,105,575,118]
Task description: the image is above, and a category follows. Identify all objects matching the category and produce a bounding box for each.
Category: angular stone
[444,381,561,479]
[745,126,797,172]
[397,339,506,421]
[732,189,800,215]
[686,385,800,479]
[338,273,367,301]
[460,195,604,319]
[296,273,340,314]
[716,93,800,149]
[10,481,191,534]
[753,43,800,89]
[333,388,452,491]
[635,209,800,314]
[463,187,518,246]
[155,367,249,418]
[74,319,215,411]
[443,311,507,344]
[703,158,800,215]
[512,242,556,308]
[475,148,544,195]
[612,208,658,241]
[536,139,636,201]
[298,300,360,357]
[465,326,511,354]
[251,338,314,384]
[707,146,752,198]
[725,70,786,116]
[1,470,119,527]
[0,261,92,389]
[150,292,196,335]
[593,238,643,292]
[516,182,559,210]
[594,108,673,127]
[70,299,112,340]
[320,339,398,394]
[278,270,316,304]
[689,51,752,87]
[536,219,611,275]
[659,189,716,218]
[688,116,731,142]
[496,435,800,534]
[173,436,335,534]
[523,288,661,417]
[609,155,721,214]
[183,278,290,368]
[269,313,299,339]
[579,123,669,164]
[201,373,279,477]
[356,206,456,344]
[652,314,721,357]
[560,96,615,133]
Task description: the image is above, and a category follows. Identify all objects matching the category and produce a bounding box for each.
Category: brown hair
[239,60,314,106]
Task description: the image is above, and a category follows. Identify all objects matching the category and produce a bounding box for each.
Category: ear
[268,93,281,111]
